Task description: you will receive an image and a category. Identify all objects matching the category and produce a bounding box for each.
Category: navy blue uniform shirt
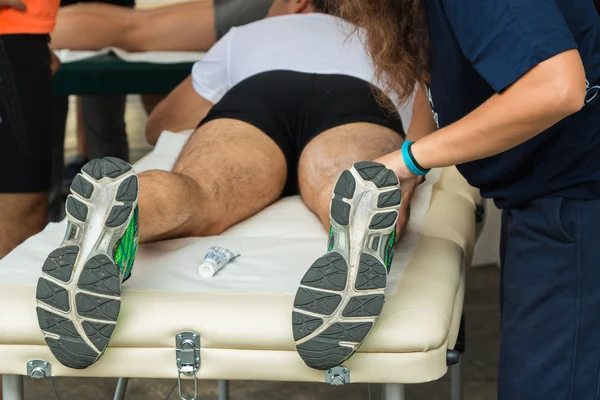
[425,0,600,208]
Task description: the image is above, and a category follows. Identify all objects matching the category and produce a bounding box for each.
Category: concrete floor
[22,266,501,400]
[22,98,501,399]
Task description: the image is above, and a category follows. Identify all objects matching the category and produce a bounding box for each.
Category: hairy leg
[138,119,287,242]
[52,0,217,51]
[298,123,407,231]
[0,193,48,258]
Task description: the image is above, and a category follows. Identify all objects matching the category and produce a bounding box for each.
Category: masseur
[334,0,600,398]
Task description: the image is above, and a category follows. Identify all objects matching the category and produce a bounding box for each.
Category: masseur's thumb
[0,0,27,11]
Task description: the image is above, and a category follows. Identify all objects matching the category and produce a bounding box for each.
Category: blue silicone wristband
[401,140,429,177]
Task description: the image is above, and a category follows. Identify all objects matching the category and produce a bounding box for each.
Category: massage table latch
[325,366,350,386]
[175,331,201,400]
[26,359,51,379]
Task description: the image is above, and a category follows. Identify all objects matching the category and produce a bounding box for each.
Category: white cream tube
[198,246,240,278]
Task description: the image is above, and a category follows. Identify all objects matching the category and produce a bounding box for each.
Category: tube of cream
[198,246,240,278]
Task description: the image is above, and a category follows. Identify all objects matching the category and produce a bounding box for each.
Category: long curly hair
[330,0,430,106]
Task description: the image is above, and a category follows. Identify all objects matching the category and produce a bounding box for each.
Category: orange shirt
[0,0,60,34]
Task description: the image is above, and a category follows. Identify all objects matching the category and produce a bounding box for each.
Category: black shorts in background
[0,34,53,193]
[198,70,405,196]
[60,0,135,7]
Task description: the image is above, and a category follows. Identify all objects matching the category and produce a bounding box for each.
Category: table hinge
[27,359,52,379]
[325,366,350,386]
[176,331,201,400]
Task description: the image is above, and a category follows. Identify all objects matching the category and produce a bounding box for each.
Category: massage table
[0,131,480,400]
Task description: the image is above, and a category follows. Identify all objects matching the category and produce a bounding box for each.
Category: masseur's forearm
[411,50,587,169]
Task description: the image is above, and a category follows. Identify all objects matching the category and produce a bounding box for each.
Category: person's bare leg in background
[52,0,217,51]
[51,0,274,52]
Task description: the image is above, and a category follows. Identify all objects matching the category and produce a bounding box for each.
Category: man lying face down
[35,0,423,372]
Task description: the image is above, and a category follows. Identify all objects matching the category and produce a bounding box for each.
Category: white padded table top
[55,48,205,64]
[0,133,480,384]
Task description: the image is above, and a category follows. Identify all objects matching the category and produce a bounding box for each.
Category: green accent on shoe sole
[384,229,396,272]
[114,206,139,281]
[327,227,334,252]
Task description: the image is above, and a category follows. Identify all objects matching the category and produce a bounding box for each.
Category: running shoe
[292,162,401,370]
[36,157,139,369]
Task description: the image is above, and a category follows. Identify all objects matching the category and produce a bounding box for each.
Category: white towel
[55,48,205,64]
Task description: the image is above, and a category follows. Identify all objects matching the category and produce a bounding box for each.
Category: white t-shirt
[191,13,413,125]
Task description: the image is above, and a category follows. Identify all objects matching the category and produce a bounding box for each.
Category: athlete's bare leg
[298,123,411,235]
[137,119,287,242]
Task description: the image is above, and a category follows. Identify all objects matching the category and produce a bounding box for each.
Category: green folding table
[52,52,194,95]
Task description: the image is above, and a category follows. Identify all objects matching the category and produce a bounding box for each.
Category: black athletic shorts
[0,34,53,192]
[198,70,405,196]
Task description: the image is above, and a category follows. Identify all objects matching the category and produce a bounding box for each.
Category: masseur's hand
[376,148,415,182]
[376,151,425,240]
[395,177,420,239]
[0,0,26,11]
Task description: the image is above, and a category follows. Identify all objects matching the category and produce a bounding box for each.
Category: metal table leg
[451,360,464,400]
[383,383,406,400]
[2,375,24,400]
[218,380,230,400]
[113,377,130,400]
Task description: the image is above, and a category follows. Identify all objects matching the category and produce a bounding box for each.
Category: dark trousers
[0,34,53,193]
[54,95,129,161]
[499,197,600,400]
[49,95,128,222]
